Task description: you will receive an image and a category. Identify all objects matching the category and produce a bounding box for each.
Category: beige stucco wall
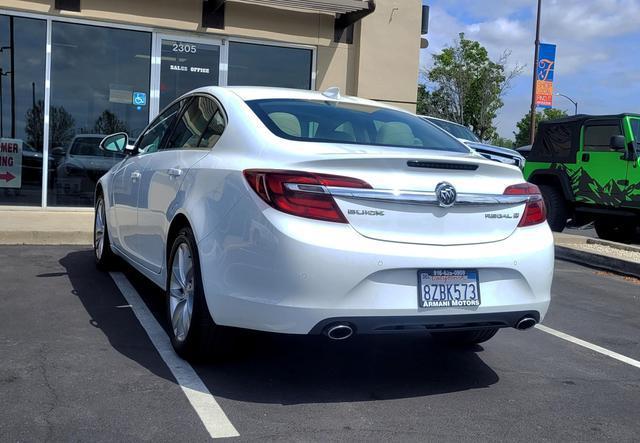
[355,0,422,111]
[0,0,420,108]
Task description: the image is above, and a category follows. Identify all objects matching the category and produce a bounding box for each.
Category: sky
[420,0,640,142]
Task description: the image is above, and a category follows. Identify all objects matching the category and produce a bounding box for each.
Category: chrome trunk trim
[284,183,531,206]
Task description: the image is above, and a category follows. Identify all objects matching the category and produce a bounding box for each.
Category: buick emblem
[435,182,457,208]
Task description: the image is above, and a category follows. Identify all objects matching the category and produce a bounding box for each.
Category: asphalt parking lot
[1,246,639,442]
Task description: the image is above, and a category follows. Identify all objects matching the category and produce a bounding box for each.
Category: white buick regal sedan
[94,86,554,361]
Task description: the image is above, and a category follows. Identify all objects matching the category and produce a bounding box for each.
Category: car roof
[199,86,404,112]
[542,113,640,125]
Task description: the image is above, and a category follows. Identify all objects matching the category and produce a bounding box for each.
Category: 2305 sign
[172,42,197,53]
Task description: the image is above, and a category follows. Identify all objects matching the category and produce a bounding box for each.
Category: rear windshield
[426,118,480,142]
[70,138,103,156]
[247,99,469,153]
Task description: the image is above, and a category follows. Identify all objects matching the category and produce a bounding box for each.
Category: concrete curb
[555,244,640,279]
[0,209,93,245]
[0,231,92,245]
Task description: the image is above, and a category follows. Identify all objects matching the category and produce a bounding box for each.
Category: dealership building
[0,0,421,208]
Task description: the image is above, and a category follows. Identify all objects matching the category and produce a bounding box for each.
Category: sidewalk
[0,209,93,245]
[554,232,640,279]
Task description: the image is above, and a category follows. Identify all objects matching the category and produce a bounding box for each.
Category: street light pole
[529,0,542,144]
[555,93,578,115]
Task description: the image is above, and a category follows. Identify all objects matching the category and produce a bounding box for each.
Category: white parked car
[94,86,553,361]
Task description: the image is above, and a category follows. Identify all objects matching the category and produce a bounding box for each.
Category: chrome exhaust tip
[324,323,354,340]
[515,316,537,331]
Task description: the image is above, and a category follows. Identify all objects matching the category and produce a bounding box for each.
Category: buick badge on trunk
[435,182,457,207]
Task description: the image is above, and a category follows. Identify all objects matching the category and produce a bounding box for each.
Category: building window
[159,39,220,110]
[47,22,151,207]
[228,42,312,90]
[0,15,47,206]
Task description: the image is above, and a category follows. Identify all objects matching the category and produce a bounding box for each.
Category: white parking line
[536,324,640,369]
[109,272,239,439]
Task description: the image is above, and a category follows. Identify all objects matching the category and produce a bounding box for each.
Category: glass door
[151,34,224,116]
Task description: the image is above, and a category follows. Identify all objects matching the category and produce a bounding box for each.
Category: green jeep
[524,114,640,242]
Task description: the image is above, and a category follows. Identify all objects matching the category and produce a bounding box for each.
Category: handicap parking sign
[132,92,147,106]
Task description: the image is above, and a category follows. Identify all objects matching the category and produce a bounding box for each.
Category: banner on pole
[535,43,556,108]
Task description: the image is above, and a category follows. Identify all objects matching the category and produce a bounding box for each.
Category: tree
[25,100,76,150]
[416,84,450,117]
[513,108,568,147]
[490,136,515,149]
[420,33,522,141]
[24,101,44,150]
[50,104,76,149]
[93,110,129,135]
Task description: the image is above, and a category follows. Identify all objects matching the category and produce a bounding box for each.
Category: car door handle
[167,168,183,177]
[581,153,590,162]
[130,171,141,181]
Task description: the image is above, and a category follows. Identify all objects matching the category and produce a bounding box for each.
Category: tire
[431,328,499,346]
[539,185,568,232]
[166,227,225,362]
[594,218,636,243]
[94,194,117,270]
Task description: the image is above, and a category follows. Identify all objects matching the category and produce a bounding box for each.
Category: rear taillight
[503,183,547,227]
[243,170,371,223]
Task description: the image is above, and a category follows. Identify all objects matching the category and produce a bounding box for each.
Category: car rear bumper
[198,206,554,335]
[308,311,541,335]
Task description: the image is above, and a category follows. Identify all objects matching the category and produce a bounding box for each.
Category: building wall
[1,0,421,109]
[356,0,422,111]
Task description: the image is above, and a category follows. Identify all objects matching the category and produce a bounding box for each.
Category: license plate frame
[417,269,481,309]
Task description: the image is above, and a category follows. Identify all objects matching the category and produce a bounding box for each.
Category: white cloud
[421,0,640,139]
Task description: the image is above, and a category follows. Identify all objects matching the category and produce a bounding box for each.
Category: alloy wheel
[169,242,195,342]
[94,199,105,260]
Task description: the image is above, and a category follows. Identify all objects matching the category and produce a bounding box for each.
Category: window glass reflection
[228,42,312,90]
[160,40,220,110]
[48,22,151,206]
[0,15,46,206]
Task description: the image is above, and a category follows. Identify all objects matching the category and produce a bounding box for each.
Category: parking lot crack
[36,344,60,442]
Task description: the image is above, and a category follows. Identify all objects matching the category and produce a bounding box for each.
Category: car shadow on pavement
[196,332,499,405]
[59,249,500,405]
[57,249,176,383]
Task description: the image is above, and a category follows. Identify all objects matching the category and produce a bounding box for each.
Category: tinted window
[630,119,640,142]
[165,96,219,149]
[0,15,46,206]
[228,42,312,89]
[47,22,151,206]
[199,109,225,149]
[247,99,469,153]
[69,137,103,156]
[583,123,621,152]
[137,101,181,154]
[426,118,480,142]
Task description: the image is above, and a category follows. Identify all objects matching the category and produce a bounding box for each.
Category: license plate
[417,269,481,309]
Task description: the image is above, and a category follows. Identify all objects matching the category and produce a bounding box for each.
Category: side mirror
[51,147,66,157]
[609,135,626,151]
[100,132,135,155]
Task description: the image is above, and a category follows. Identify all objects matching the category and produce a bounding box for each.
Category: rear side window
[583,123,622,152]
[166,96,216,150]
[137,101,182,154]
[247,99,469,153]
[199,110,225,149]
